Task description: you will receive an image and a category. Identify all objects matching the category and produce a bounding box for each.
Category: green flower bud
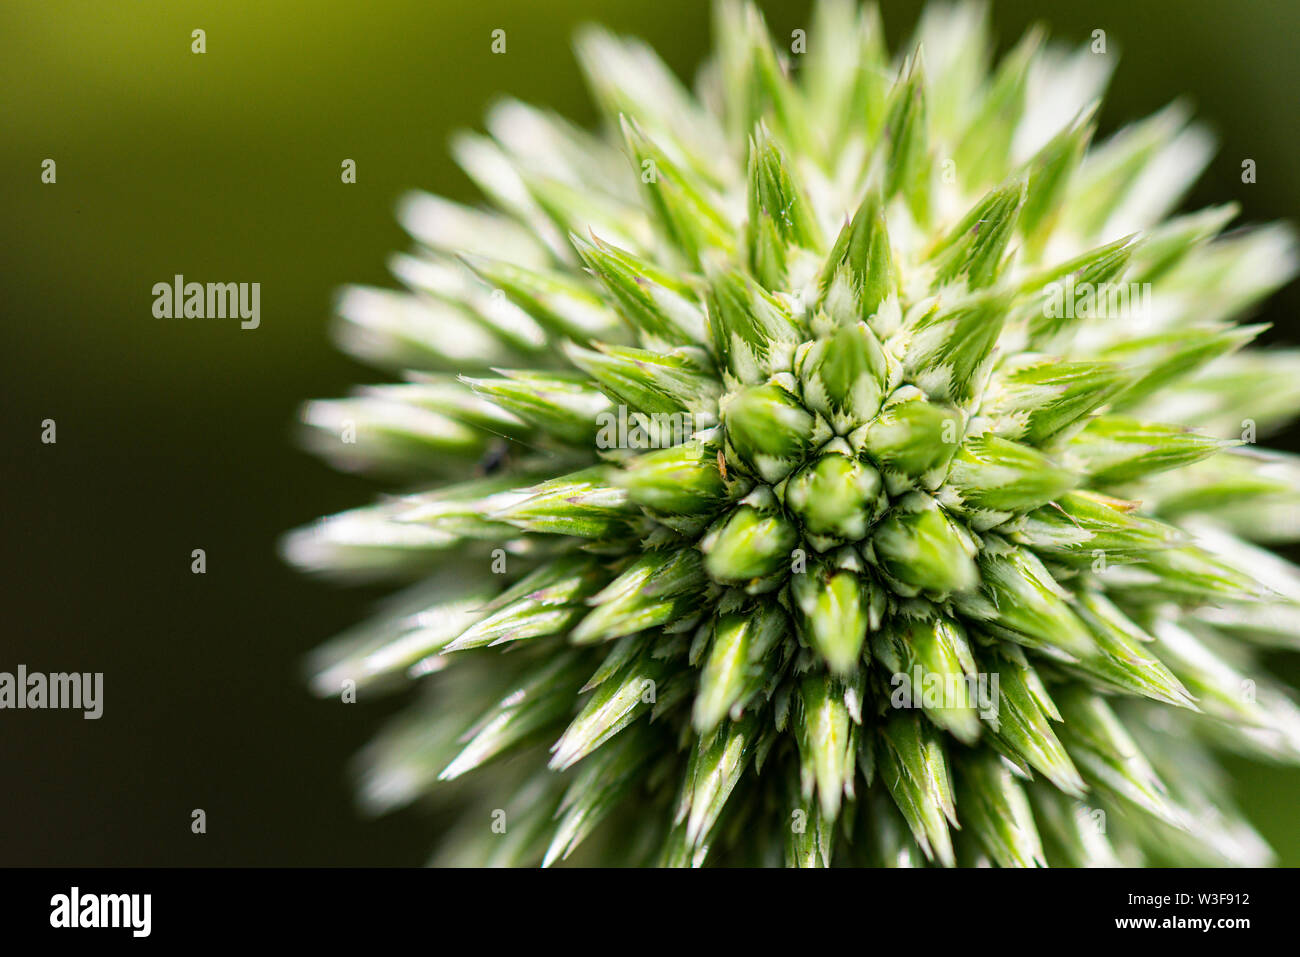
[953,28,1040,190]
[1017,490,1183,566]
[746,123,821,287]
[457,252,619,344]
[705,266,803,385]
[795,322,890,432]
[1023,233,1139,346]
[613,441,729,515]
[722,381,817,482]
[932,179,1027,290]
[860,387,963,489]
[550,651,669,770]
[981,647,1085,795]
[564,341,719,419]
[700,503,799,585]
[544,725,652,867]
[795,675,856,820]
[1055,688,1187,829]
[491,468,637,539]
[1126,544,1266,603]
[444,554,609,652]
[959,541,1096,660]
[1063,102,1194,239]
[571,549,707,644]
[694,604,788,733]
[1071,591,1193,707]
[986,358,1128,446]
[1143,449,1299,519]
[791,565,874,674]
[903,290,1012,404]
[785,451,882,547]
[462,370,612,447]
[874,613,981,744]
[946,434,1077,516]
[715,1,815,154]
[877,712,957,866]
[817,189,897,323]
[676,714,761,852]
[870,493,978,598]
[570,233,706,346]
[441,652,587,781]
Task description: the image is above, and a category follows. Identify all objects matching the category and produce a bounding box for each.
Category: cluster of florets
[286,0,1300,867]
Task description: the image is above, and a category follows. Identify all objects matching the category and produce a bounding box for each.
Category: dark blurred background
[1,0,1298,865]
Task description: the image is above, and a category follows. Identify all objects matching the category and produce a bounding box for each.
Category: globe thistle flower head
[286,0,1300,867]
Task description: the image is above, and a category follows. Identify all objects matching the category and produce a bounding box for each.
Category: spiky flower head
[287,0,1300,866]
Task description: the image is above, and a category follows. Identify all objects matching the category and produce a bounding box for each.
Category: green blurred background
[2,0,1298,865]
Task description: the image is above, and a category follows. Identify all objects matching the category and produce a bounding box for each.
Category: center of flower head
[707,320,978,604]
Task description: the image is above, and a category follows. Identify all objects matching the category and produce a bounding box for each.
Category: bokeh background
[2,0,1298,865]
